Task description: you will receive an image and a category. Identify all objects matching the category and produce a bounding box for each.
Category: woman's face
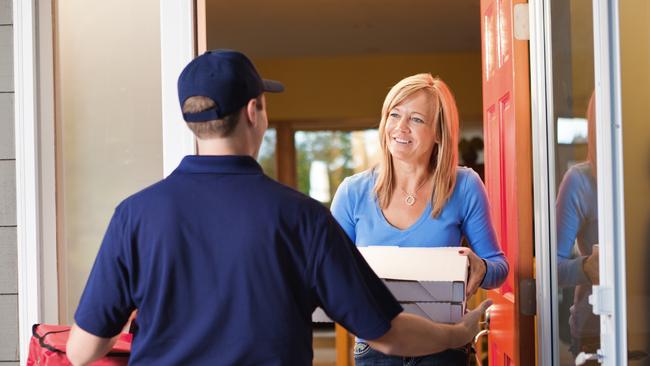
[385,90,437,166]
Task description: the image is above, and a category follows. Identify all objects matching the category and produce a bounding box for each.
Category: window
[295,130,379,207]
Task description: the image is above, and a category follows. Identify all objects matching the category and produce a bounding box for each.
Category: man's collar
[173,155,263,175]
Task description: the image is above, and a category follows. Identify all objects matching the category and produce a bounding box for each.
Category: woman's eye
[412,117,424,123]
[389,112,400,119]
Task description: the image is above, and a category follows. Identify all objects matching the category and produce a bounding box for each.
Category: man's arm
[367,299,491,356]
[66,323,120,366]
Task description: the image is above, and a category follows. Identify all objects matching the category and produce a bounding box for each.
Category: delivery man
[66,49,491,365]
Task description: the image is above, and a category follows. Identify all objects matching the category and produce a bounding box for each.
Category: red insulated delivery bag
[27,324,132,366]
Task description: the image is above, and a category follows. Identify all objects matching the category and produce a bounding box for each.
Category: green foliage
[258,129,277,179]
[295,131,356,206]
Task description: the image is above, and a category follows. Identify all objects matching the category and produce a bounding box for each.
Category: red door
[480,0,535,365]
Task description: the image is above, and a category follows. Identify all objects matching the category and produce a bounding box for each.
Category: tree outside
[258,128,277,179]
[296,130,379,207]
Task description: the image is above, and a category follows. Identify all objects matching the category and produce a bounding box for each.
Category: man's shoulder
[115,173,330,221]
[262,178,331,215]
[120,178,170,205]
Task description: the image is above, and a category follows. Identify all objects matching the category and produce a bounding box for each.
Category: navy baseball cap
[178,49,284,122]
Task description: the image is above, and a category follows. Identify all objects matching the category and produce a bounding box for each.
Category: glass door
[550,1,599,364]
[532,0,650,365]
[531,0,599,364]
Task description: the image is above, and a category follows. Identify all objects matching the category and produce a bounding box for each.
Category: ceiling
[205,0,481,58]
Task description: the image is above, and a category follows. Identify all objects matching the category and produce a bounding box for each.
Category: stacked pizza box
[312,246,469,324]
[359,246,468,323]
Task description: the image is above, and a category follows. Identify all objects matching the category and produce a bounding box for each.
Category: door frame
[529,0,556,364]
[591,0,627,364]
[160,0,196,176]
[14,0,58,362]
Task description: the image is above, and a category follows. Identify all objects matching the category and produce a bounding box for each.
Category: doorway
[199,0,486,364]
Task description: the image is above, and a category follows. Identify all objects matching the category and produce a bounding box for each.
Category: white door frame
[14,0,58,363]
[529,0,556,364]
[160,0,196,176]
[591,0,627,364]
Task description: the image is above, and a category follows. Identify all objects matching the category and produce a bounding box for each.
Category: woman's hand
[458,248,487,297]
[583,244,599,284]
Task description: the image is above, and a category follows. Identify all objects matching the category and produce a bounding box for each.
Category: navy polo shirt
[75,155,402,365]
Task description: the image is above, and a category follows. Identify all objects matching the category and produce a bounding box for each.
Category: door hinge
[519,278,536,316]
[513,3,530,41]
[589,285,614,316]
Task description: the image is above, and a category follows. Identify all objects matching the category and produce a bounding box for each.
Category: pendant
[405,195,416,206]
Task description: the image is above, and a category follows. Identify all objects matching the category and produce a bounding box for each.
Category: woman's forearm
[481,256,509,289]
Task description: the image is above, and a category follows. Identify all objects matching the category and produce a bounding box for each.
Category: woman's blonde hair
[374,73,459,217]
[586,90,597,177]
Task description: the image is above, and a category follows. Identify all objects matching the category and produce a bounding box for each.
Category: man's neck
[196,137,254,157]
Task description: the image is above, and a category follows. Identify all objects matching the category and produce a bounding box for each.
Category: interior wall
[619,0,650,354]
[55,0,163,323]
[256,52,483,127]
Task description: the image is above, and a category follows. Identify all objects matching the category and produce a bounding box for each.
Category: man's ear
[245,98,258,127]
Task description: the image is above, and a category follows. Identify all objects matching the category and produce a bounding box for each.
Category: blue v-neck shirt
[330,167,508,289]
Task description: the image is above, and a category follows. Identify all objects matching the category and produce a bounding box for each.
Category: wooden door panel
[481,0,534,365]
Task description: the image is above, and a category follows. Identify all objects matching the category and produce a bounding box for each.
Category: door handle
[575,351,602,365]
[473,306,491,365]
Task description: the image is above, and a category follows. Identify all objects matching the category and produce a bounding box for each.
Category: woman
[331,73,508,365]
[556,91,599,358]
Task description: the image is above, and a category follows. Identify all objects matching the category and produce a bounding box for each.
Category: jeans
[353,342,469,366]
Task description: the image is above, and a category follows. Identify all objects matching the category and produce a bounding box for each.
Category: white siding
[0,26,12,91]
[0,296,18,361]
[0,161,16,226]
[0,94,14,159]
[0,4,18,363]
[0,228,16,294]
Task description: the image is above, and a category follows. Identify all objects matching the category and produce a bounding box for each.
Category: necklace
[400,177,430,206]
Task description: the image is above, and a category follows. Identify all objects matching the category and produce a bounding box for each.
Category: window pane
[258,128,277,180]
[295,129,379,207]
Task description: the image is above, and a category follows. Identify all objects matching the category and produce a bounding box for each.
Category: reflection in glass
[556,92,599,361]
[550,1,598,363]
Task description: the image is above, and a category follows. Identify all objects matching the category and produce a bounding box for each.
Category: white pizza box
[311,302,464,324]
[402,302,464,324]
[312,246,469,324]
[357,246,469,304]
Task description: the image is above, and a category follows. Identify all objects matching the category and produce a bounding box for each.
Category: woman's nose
[397,116,409,131]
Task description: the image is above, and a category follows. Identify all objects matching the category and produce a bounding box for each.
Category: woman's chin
[390,151,418,164]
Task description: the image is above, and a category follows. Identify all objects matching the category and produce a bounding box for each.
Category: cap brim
[263,79,284,93]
